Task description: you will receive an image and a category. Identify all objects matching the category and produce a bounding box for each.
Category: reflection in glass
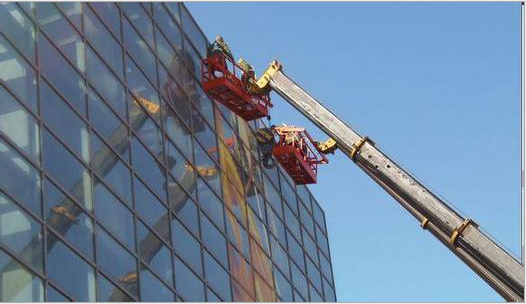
[40,80,90,162]
[0,3,36,62]
[123,18,157,85]
[94,182,135,249]
[197,177,224,230]
[42,129,92,211]
[172,218,202,275]
[0,36,37,112]
[287,231,305,273]
[0,85,40,163]
[47,284,71,302]
[44,178,94,260]
[46,234,96,301]
[306,256,322,295]
[0,250,44,301]
[174,256,205,302]
[0,139,41,216]
[154,4,182,51]
[97,273,133,302]
[88,2,120,39]
[291,261,308,301]
[136,221,173,285]
[228,244,254,298]
[134,177,169,242]
[204,251,231,301]
[131,136,165,200]
[273,265,293,302]
[0,193,43,273]
[200,214,227,268]
[139,265,174,301]
[96,226,138,298]
[120,2,154,48]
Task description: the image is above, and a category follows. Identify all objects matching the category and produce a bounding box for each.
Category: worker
[207,35,234,62]
[238,58,258,92]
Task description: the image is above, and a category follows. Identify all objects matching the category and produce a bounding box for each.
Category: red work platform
[202,53,272,121]
[272,126,328,185]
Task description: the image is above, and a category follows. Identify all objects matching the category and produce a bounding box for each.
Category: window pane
[284,204,301,241]
[248,208,270,254]
[204,251,231,301]
[172,189,199,236]
[0,36,37,112]
[197,178,224,231]
[126,56,160,124]
[180,4,207,58]
[228,244,254,297]
[0,139,41,216]
[323,277,336,302]
[250,238,273,286]
[134,177,169,242]
[300,203,315,239]
[36,2,85,72]
[174,257,205,302]
[139,265,174,301]
[120,2,154,48]
[287,231,305,273]
[44,178,94,260]
[131,136,165,200]
[0,2,36,62]
[42,129,92,211]
[0,250,44,301]
[130,104,163,159]
[225,210,250,259]
[84,5,123,78]
[0,85,40,163]
[270,235,289,278]
[97,273,133,302]
[39,33,86,116]
[47,284,71,302]
[40,80,89,162]
[86,46,126,118]
[302,227,318,265]
[46,234,96,301]
[320,251,333,283]
[0,192,43,273]
[164,106,193,161]
[291,261,308,301]
[136,221,173,285]
[57,2,82,30]
[155,4,182,51]
[273,266,293,302]
[96,226,138,297]
[123,17,157,85]
[267,205,286,247]
[171,218,202,275]
[200,215,227,268]
[92,133,132,204]
[306,256,322,295]
[94,182,135,249]
[88,2,120,39]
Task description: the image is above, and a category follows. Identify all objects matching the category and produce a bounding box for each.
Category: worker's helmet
[215,35,223,43]
[237,58,251,73]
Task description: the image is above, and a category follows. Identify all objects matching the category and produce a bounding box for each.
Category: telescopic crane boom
[258,61,525,302]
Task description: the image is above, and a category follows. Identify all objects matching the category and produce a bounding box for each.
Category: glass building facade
[0,2,336,302]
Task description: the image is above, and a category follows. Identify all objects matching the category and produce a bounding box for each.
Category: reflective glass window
[172,190,199,236]
[46,234,96,301]
[88,2,120,39]
[163,2,180,24]
[47,284,71,302]
[250,238,273,286]
[131,136,165,200]
[306,256,322,294]
[40,80,89,162]
[0,3,36,62]
[225,210,250,259]
[197,177,224,230]
[0,139,41,216]
[0,192,43,273]
[232,279,254,302]
[320,250,333,282]
[287,231,305,273]
[126,55,160,123]
[86,46,126,118]
[309,283,323,302]
[56,2,82,30]
[165,140,196,198]
[139,265,175,301]
[91,133,132,204]
[123,17,157,85]
[154,4,182,51]
[291,261,308,301]
[200,214,228,268]
[44,178,94,260]
[94,182,135,249]
[134,177,169,242]
[297,185,312,212]
[164,106,193,161]
[183,38,202,82]
[248,207,270,254]
[39,33,85,115]
[130,105,163,159]
[316,224,330,258]
[267,205,286,247]
[281,179,298,215]
[204,251,231,301]
[97,273,133,302]
[42,129,92,211]
[302,227,318,265]
[136,221,173,285]
[323,277,336,302]
[270,235,289,277]
[120,2,154,48]
[0,36,37,112]
[96,227,138,298]
[254,272,275,302]
[180,4,207,58]
[264,177,283,218]
[84,5,123,78]
[284,203,301,241]
[228,244,254,296]
[174,256,205,302]
[36,3,85,72]
[0,85,40,163]
[0,250,44,301]
[312,200,326,232]
[172,218,202,275]
[207,288,221,302]
[300,203,315,238]
[88,89,129,161]
[273,266,293,302]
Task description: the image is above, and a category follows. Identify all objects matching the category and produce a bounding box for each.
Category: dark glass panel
[270,235,289,278]
[0,85,40,163]
[47,284,71,302]
[136,221,173,285]
[203,251,231,301]
[94,182,135,249]
[273,266,293,302]
[284,203,301,241]
[306,256,322,295]
[46,234,96,301]
[0,36,37,112]
[120,2,154,48]
[171,218,202,275]
[225,210,250,259]
[139,265,175,301]
[123,17,157,85]
[88,2,120,39]
[200,214,228,268]
[40,80,89,162]
[228,244,254,297]
[174,256,205,302]
[0,192,43,273]
[134,177,169,242]
[0,139,41,216]
[299,202,315,239]
[95,226,138,297]
[0,250,44,301]
[197,177,224,231]
[38,32,85,116]
[131,136,165,200]
[44,178,94,260]
[154,3,182,51]
[302,227,318,266]
[0,2,36,62]
[97,273,133,302]
[180,4,207,58]
[291,261,308,301]
[287,231,305,273]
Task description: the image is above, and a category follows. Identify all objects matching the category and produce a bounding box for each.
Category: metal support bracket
[255,60,282,90]
[449,218,478,246]
[421,217,430,229]
[350,136,375,162]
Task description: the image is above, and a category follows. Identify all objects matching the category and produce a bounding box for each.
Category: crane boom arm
[267,68,525,301]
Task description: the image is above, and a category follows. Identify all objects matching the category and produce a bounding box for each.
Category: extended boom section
[269,69,525,301]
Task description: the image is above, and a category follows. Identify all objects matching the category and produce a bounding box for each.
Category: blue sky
[186,2,522,301]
